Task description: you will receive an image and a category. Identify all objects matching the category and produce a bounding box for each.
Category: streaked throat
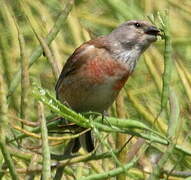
[113,48,142,73]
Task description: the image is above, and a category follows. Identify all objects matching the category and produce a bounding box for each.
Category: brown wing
[55,43,89,93]
[55,36,110,98]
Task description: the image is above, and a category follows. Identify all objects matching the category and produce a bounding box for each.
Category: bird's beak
[144,26,160,36]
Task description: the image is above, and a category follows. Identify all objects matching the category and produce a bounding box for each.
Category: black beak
[145,26,160,36]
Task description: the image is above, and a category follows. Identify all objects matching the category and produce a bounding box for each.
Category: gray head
[107,20,160,72]
[108,20,160,52]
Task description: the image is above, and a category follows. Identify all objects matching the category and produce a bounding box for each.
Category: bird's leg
[101,111,114,127]
[59,100,72,125]
[118,135,134,153]
[101,111,108,123]
[102,111,120,131]
[101,113,104,123]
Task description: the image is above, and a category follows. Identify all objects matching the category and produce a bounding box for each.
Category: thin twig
[26,16,60,79]
[38,101,51,180]
[148,89,180,180]
[115,91,128,180]
[0,71,19,180]
[12,14,30,128]
[12,124,91,141]
[9,115,39,127]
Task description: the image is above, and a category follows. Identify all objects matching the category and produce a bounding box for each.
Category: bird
[55,20,160,154]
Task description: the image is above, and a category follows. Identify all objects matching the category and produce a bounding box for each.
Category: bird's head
[109,20,160,51]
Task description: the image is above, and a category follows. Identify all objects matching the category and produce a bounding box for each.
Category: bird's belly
[58,59,130,113]
[59,75,127,113]
[77,82,118,112]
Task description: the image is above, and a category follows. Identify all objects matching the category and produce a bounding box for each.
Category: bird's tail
[79,130,94,152]
[64,130,94,155]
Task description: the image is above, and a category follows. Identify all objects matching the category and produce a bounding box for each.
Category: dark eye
[134,23,141,28]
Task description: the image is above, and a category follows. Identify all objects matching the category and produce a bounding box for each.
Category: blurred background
[0,0,191,179]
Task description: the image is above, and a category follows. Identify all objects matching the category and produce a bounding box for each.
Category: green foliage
[0,0,191,179]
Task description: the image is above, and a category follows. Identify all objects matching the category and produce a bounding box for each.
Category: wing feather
[55,37,110,95]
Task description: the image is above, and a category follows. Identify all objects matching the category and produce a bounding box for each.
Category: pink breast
[85,58,130,91]
[86,59,120,77]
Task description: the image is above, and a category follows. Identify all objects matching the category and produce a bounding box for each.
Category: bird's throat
[113,48,141,73]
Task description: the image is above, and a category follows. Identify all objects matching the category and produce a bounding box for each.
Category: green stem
[38,102,51,180]
[78,158,137,180]
[161,10,173,112]
[8,0,74,96]
[0,72,19,180]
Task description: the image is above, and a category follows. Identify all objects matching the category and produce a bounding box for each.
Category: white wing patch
[79,45,95,56]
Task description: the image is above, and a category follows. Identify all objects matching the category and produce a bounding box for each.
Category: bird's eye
[134,23,141,28]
